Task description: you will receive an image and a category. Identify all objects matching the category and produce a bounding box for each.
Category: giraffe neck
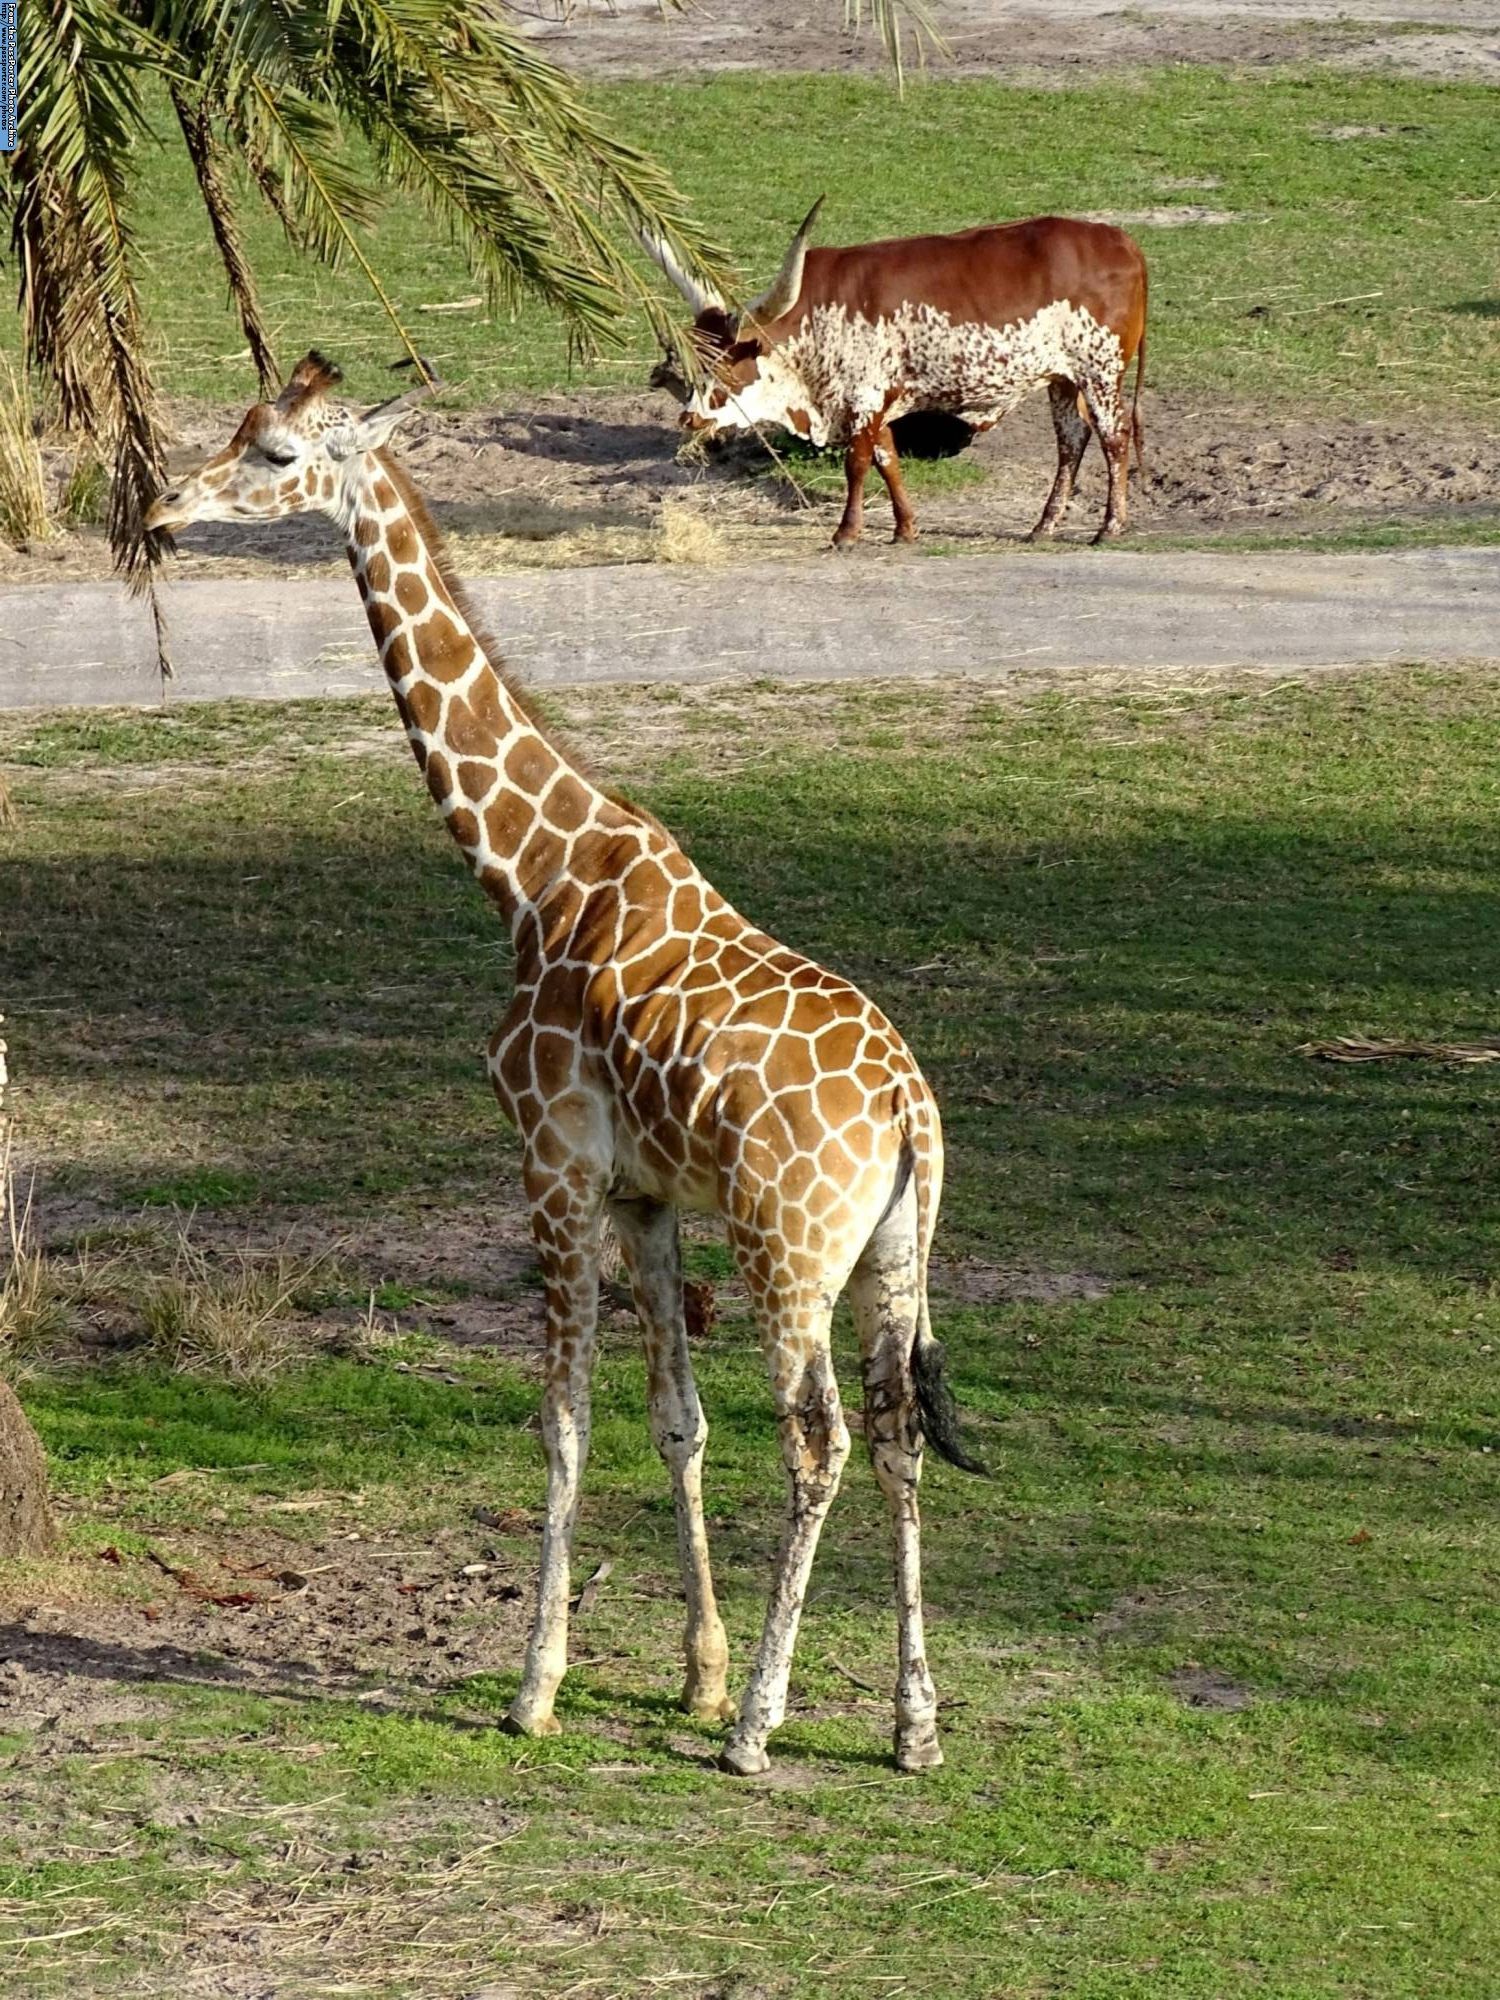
[343,455,613,939]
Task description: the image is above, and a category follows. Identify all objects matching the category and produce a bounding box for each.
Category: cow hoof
[891,526,918,545]
[718,1741,771,1777]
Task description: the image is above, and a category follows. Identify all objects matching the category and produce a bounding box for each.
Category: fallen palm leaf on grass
[1298,1035,1500,1065]
[145,1547,261,1609]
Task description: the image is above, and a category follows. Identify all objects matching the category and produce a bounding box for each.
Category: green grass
[2,671,1499,1994]
[1138,508,1500,556]
[11,70,1495,422]
[759,433,991,502]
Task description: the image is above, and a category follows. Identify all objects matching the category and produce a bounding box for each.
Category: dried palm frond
[170,83,280,395]
[844,0,948,82]
[1298,1035,1500,1066]
[7,0,174,672]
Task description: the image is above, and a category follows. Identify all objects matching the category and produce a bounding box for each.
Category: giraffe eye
[262,448,296,469]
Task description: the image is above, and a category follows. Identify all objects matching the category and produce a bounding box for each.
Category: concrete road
[1,546,1496,711]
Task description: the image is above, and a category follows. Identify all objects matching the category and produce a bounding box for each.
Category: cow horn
[633,224,726,316]
[743,197,824,328]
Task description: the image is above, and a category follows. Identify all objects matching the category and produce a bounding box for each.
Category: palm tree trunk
[0,1379,55,1560]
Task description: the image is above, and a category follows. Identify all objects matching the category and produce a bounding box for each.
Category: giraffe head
[145,352,426,532]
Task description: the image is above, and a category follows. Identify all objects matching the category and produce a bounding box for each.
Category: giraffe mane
[372,449,670,839]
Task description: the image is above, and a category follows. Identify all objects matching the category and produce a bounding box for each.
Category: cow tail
[903,1106,989,1479]
[1130,324,1148,482]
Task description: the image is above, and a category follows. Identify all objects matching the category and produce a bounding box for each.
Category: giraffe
[146,352,982,1776]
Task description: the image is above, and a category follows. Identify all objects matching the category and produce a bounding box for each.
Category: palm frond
[844,0,947,83]
[5,0,902,607]
[324,0,729,338]
[170,84,279,394]
[7,0,174,670]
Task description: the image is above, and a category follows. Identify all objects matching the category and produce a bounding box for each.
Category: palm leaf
[844,0,948,82]
[3,0,917,607]
[7,0,176,677]
[170,84,280,394]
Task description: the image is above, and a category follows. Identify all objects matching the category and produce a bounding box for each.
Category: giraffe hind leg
[720,1259,849,1775]
[609,1193,734,1724]
[848,1170,942,1772]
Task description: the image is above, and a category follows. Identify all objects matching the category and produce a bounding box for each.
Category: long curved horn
[744,197,825,327]
[633,225,726,316]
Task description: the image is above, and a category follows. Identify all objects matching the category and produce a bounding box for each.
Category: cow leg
[1081,374,1130,543]
[1030,381,1091,540]
[831,427,877,549]
[872,424,918,543]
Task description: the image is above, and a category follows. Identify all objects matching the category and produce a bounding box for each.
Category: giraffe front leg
[504,1144,609,1740]
[609,1194,733,1724]
[721,1294,849,1776]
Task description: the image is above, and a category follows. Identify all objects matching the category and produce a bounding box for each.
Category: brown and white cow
[643,205,1149,547]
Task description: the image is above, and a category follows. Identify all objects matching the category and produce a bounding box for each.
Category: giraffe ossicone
[147,351,983,1775]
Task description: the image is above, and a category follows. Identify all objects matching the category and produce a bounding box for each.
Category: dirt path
[10,387,1500,592]
[526,0,1500,83]
[5,545,1496,711]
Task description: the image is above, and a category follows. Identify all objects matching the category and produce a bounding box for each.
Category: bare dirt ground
[10,385,1500,588]
[526,0,1500,85]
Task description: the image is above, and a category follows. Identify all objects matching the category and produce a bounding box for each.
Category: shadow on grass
[0,1619,503,1724]
[8,776,1500,1274]
[0,1620,898,1772]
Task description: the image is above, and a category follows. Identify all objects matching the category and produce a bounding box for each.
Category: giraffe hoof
[682,1691,737,1725]
[717,1741,771,1777]
[895,1726,943,1773]
[501,1708,561,1739]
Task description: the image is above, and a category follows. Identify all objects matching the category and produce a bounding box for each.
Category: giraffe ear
[326,377,438,459]
[324,405,411,460]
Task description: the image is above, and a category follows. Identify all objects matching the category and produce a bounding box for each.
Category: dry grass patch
[3,1184,350,1385]
[135,1235,340,1384]
[656,499,728,566]
[0,356,53,547]
[0,1139,79,1367]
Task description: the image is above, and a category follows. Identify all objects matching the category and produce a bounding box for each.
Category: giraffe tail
[904,1122,990,1478]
